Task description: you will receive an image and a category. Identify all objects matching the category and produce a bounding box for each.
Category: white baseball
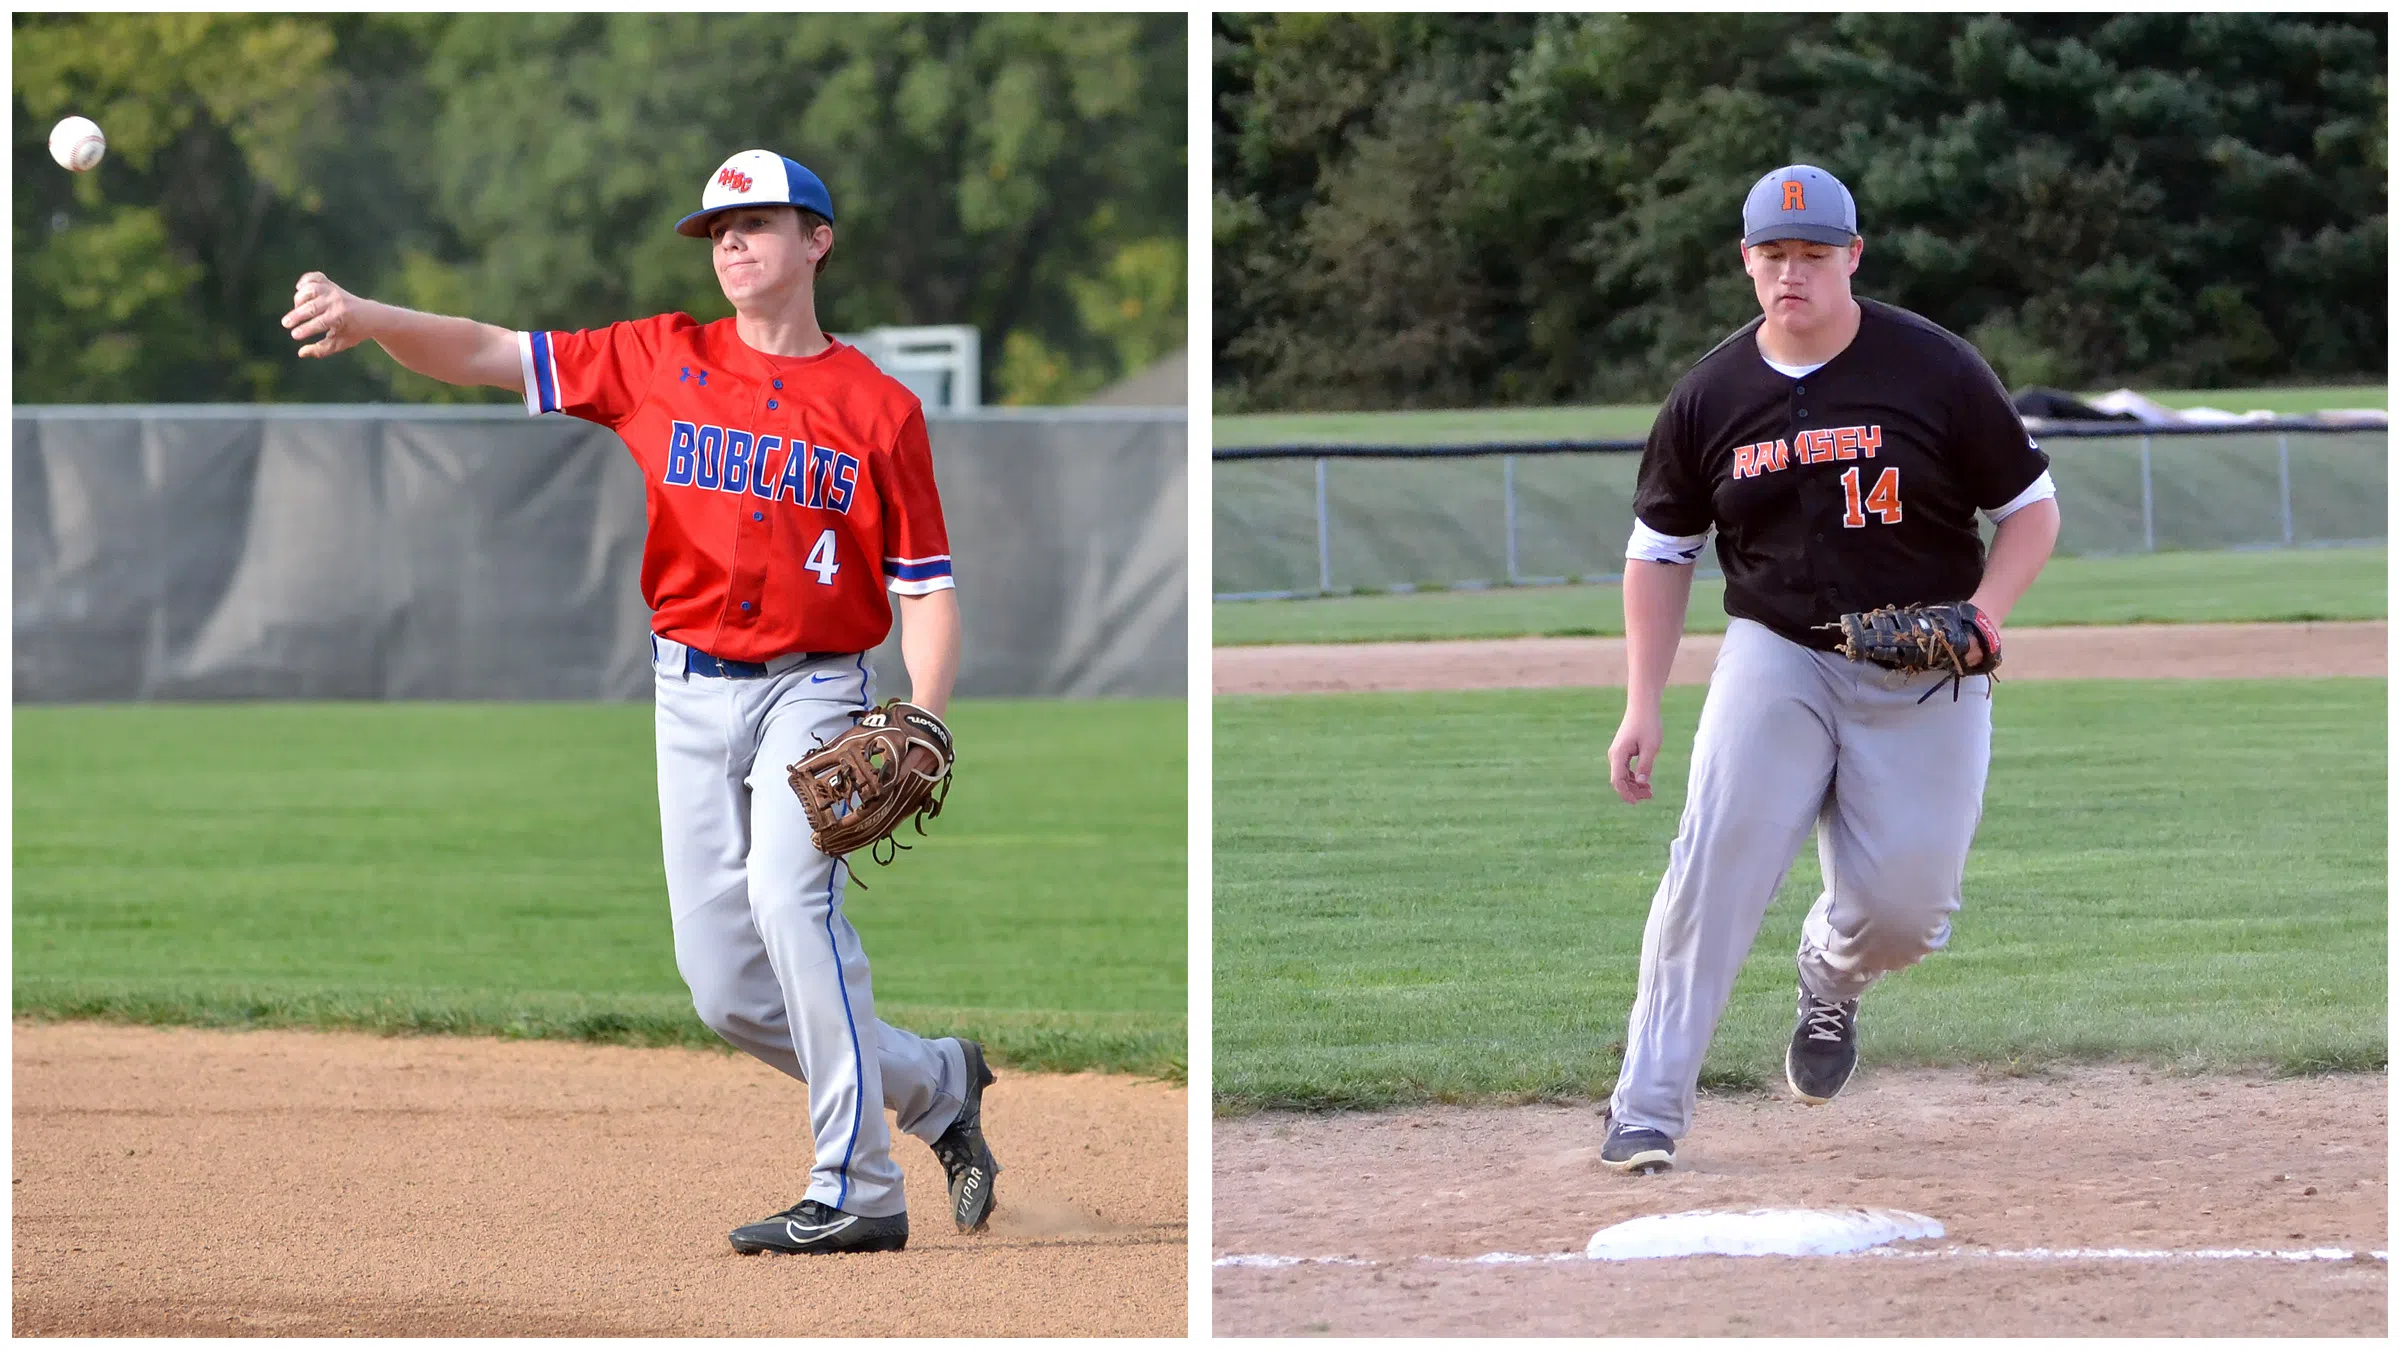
[49,116,107,173]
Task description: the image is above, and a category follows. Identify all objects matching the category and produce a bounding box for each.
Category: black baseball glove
[1819,601,2001,703]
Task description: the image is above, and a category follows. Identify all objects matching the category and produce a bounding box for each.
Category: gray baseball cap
[1741,164,1858,247]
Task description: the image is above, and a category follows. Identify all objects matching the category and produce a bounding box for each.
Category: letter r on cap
[1782,180,1805,211]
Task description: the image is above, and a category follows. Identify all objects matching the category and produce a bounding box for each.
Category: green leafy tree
[14,14,1186,405]
[397,13,1184,404]
[12,14,409,401]
[1214,12,2386,410]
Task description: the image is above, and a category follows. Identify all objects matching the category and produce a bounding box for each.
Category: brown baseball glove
[786,699,955,870]
[1818,601,2001,703]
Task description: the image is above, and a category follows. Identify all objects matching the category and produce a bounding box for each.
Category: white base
[1585,1207,1945,1260]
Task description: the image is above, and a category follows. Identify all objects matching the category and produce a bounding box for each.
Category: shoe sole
[1784,1043,1853,1106]
[951,1043,1001,1233]
[730,1232,909,1255]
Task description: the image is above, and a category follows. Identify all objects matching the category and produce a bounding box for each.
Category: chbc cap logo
[717,167,754,193]
[1782,180,1806,211]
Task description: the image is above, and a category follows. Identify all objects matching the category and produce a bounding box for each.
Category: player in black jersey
[1598,165,2061,1175]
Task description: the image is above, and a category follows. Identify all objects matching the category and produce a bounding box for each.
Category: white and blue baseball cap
[675,149,836,237]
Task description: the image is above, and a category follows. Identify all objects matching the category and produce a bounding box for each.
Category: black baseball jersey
[1631,297,2049,650]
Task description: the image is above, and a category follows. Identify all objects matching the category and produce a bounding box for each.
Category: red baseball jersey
[516,315,953,661]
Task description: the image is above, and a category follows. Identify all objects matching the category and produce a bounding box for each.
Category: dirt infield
[12,1022,1185,1336]
[1213,1066,2387,1336]
[1213,620,2387,694]
[1212,619,2385,1334]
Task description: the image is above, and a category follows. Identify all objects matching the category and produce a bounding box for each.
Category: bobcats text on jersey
[663,421,861,513]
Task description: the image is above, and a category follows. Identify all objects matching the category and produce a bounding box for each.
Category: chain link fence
[1214,424,2386,599]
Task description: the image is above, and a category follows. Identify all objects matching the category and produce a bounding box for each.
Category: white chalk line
[1217,1246,2389,1269]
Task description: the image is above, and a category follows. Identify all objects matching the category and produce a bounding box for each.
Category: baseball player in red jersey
[282,150,1001,1254]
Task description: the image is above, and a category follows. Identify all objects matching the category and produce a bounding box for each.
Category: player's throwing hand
[282,272,371,358]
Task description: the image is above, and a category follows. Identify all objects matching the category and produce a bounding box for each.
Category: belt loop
[653,635,690,681]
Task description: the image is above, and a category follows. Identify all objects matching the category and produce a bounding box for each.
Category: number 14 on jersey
[1840,466,1902,527]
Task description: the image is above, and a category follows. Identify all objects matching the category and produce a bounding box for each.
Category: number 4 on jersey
[806,528,840,584]
[1840,466,1903,527]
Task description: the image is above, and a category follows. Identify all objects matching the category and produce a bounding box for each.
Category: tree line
[1214,13,2386,411]
[16,13,1186,405]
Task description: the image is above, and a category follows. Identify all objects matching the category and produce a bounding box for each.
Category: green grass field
[1214,546,2388,645]
[1214,384,2388,447]
[1213,680,2386,1112]
[14,699,1186,1077]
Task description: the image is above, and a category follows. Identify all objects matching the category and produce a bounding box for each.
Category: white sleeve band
[887,575,957,596]
[1986,470,2057,523]
[515,332,544,416]
[1626,517,1710,565]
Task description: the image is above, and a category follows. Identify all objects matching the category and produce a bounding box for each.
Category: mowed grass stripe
[1212,384,2388,447]
[1214,546,2387,645]
[15,699,1186,1077]
[1212,680,2384,1111]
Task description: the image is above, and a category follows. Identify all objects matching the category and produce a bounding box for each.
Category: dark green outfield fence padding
[1213,423,2387,599]
[15,405,1185,702]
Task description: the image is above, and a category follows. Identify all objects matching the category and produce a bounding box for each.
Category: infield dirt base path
[13,1022,1185,1337]
[1213,620,2387,694]
[1213,619,2385,1335]
[1213,1066,2386,1337]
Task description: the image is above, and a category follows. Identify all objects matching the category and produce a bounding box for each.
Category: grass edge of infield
[1208,1045,2390,1117]
[11,980,1187,1083]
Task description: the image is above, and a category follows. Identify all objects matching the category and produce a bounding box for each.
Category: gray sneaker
[1600,1115,1676,1175]
[1786,987,1861,1105]
[930,1039,1002,1232]
[729,1199,908,1255]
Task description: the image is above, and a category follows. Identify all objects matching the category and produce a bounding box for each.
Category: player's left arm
[1969,497,2059,626]
[884,405,958,718]
[895,589,961,719]
[1952,342,2062,659]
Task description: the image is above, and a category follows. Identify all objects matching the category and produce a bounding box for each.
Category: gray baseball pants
[1608,617,1993,1139]
[653,638,969,1220]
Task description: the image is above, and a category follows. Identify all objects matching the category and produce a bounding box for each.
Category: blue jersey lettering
[664,421,698,485]
[807,443,837,509]
[826,452,861,514]
[660,424,859,515]
[750,436,784,499]
[723,429,754,494]
[774,441,810,504]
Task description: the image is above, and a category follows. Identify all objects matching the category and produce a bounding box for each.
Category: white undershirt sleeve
[1626,517,1710,565]
[515,332,544,417]
[1985,469,2057,524]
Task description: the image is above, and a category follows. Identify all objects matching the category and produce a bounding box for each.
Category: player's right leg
[651,659,789,1056]
[1607,618,1839,1149]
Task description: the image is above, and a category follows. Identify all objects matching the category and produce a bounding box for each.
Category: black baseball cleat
[1786,986,1861,1105]
[930,1038,1002,1232]
[1600,1115,1677,1175]
[729,1199,908,1255]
